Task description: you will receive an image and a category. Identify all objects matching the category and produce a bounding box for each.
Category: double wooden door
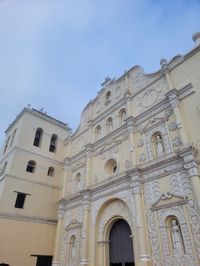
[109,219,135,266]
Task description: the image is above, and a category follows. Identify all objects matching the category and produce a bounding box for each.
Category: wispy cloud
[0,0,200,146]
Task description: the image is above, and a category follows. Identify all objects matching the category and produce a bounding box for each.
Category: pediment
[66,219,82,231]
[97,139,121,155]
[151,192,187,211]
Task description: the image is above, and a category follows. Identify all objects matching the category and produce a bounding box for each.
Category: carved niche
[145,123,172,161]
[158,205,196,266]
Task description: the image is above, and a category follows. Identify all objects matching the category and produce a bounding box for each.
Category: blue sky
[0,0,200,146]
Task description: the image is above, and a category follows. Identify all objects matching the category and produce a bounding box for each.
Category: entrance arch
[109,219,135,266]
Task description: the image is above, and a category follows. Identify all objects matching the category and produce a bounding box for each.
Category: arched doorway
[109,219,134,266]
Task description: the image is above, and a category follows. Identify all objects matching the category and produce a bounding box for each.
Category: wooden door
[109,220,134,266]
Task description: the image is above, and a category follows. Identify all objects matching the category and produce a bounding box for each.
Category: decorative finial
[192,32,200,46]
[160,58,168,69]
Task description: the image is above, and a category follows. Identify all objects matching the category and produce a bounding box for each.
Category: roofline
[5,107,72,133]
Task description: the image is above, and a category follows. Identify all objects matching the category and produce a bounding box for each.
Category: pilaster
[80,191,91,265]
[126,117,137,166]
[178,145,200,205]
[129,170,152,266]
[52,200,65,266]
[166,89,188,145]
[85,144,93,187]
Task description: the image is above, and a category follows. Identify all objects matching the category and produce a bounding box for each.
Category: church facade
[1,33,200,266]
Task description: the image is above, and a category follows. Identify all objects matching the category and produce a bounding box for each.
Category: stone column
[62,159,70,198]
[167,90,188,145]
[52,202,65,266]
[80,192,91,265]
[127,118,137,166]
[85,144,93,187]
[125,89,133,117]
[97,240,110,266]
[160,58,174,91]
[88,120,92,142]
[130,172,152,266]
[179,146,200,205]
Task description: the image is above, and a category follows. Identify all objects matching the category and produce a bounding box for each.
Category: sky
[0,0,200,147]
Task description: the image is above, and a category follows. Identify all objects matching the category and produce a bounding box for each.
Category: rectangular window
[31,255,53,266]
[14,191,30,209]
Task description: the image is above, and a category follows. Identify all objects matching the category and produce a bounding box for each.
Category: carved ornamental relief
[158,206,195,266]
[144,180,162,265]
[97,199,133,239]
[134,77,168,113]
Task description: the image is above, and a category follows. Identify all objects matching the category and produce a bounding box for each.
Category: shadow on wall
[0,263,10,266]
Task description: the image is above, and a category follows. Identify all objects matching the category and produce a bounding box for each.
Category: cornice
[5,107,70,133]
[0,212,57,224]
[8,174,61,190]
[168,43,200,72]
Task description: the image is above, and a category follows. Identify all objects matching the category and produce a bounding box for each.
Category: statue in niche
[171,219,184,255]
[154,134,164,156]
[70,235,77,259]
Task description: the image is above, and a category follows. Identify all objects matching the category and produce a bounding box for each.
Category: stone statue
[171,219,184,255]
[155,135,164,155]
[122,110,126,121]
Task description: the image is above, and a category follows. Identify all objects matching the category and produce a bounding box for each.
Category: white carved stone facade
[1,34,200,266]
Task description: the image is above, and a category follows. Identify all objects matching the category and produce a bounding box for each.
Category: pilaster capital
[166,89,179,108]
[177,145,199,177]
[85,144,93,155]
[131,182,142,194]
[128,168,142,194]
[64,135,72,145]
[87,120,93,127]
[81,190,91,210]
[64,158,71,170]
[57,199,66,219]
[124,89,132,100]
[125,116,136,134]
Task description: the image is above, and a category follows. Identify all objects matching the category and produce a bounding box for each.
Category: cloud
[0,0,200,146]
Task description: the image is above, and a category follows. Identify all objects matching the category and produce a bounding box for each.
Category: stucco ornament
[172,136,182,147]
[144,180,162,265]
[97,199,132,236]
[169,122,178,131]
[158,206,195,266]
[137,139,144,147]
[135,78,168,112]
[139,153,146,162]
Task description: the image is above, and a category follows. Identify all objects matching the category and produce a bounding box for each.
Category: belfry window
[49,134,57,153]
[26,160,36,173]
[33,128,43,147]
[47,167,55,176]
